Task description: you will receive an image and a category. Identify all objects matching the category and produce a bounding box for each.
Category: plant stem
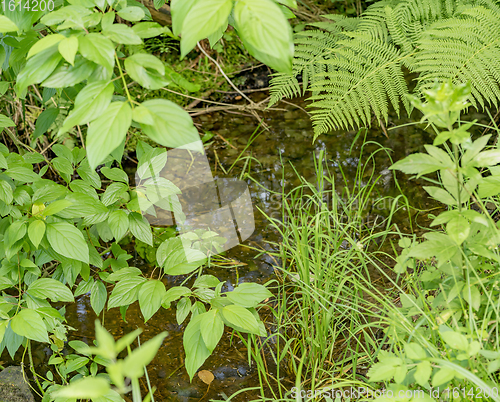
[115,53,134,108]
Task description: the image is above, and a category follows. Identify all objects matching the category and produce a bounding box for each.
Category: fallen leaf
[198,369,214,385]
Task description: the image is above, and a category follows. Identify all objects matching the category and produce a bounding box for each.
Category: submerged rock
[0,366,35,402]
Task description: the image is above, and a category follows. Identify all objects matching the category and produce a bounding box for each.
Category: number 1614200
[1,0,54,12]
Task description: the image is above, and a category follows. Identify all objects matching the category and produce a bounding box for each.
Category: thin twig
[196,42,255,104]
[216,132,237,149]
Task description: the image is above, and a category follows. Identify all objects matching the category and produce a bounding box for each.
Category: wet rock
[0,366,35,402]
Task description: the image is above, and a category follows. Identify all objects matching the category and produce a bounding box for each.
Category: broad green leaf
[33,108,59,140]
[87,102,132,169]
[171,0,198,36]
[5,166,39,182]
[108,276,146,309]
[472,150,500,167]
[78,34,115,71]
[390,153,449,177]
[432,368,455,387]
[117,6,145,21]
[137,99,200,149]
[15,47,62,96]
[107,267,142,281]
[163,248,207,275]
[28,278,74,302]
[59,81,114,135]
[129,212,153,246]
[0,180,13,204]
[124,53,167,90]
[222,305,261,334]
[41,5,91,26]
[107,210,129,241]
[122,332,167,378]
[233,0,293,74]
[183,313,211,381]
[11,309,49,343]
[423,186,456,206]
[58,36,79,65]
[42,199,73,216]
[440,330,468,351]
[446,216,470,245]
[91,280,107,315]
[0,321,8,345]
[404,343,426,360]
[46,222,89,264]
[42,57,95,89]
[57,193,108,218]
[180,0,233,58]
[478,176,500,198]
[132,22,166,38]
[199,310,224,352]
[162,286,191,306]
[52,377,110,398]
[462,285,481,311]
[176,297,191,324]
[193,275,221,289]
[414,361,432,386]
[101,167,129,184]
[226,282,272,308]
[138,280,166,322]
[0,16,18,33]
[103,24,142,45]
[28,220,45,248]
[0,114,15,128]
[409,232,458,262]
[27,34,65,59]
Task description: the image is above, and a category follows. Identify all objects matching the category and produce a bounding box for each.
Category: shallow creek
[8,97,492,401]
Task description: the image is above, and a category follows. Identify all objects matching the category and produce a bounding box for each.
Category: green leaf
[409,232,459,262]
[15,47,62,96]
[0,114,15,128]
[462,285,481,311]
[404,343,426,360]
[91,280,107,315]
[162,286,191,306]
[163,248,207,276]
[108,276,146,309]
[193,275,221,289]
[11,309,49,343]
[472,150,500,167]
[446,216,470,245]
[101,167,129,184]
[226,283,273,308]
[28,220,45,248]
[440,329,468,351]
[42,57,95,88]
[27,34,65,59]
[432,368,455,387]
[53,377,110,399]
[33,108,59,140]
[0,16,18,33]
[129,212,153,246]
[138,280,166,322]
[117,6,145,21]
[59,81,114,135]
[183,313,211,381]
[107,210,129,241]
[233,0,293,74]
[5,167,39,183]
[0,180,13,204]
[137,99,200,148]
[28,278,74,302]
[180,0,233,58]
[46,222,89,264]
[222,305,261,334]
[43,199,74,216]
[171,0,198,36]
[87,101,132,169]
[132,22,166,38]
[78,34,115,71]
[124,54,167,90]
[122,332,167,378]
[58,36,79,65]
[423,186,456,205]
[103,24,143,45]
[176,297,192,324]
[390,154,449,177]
[199,310,224,353]
[414,361,432,386]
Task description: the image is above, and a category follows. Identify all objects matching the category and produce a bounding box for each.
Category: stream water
[7,96,493,401]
